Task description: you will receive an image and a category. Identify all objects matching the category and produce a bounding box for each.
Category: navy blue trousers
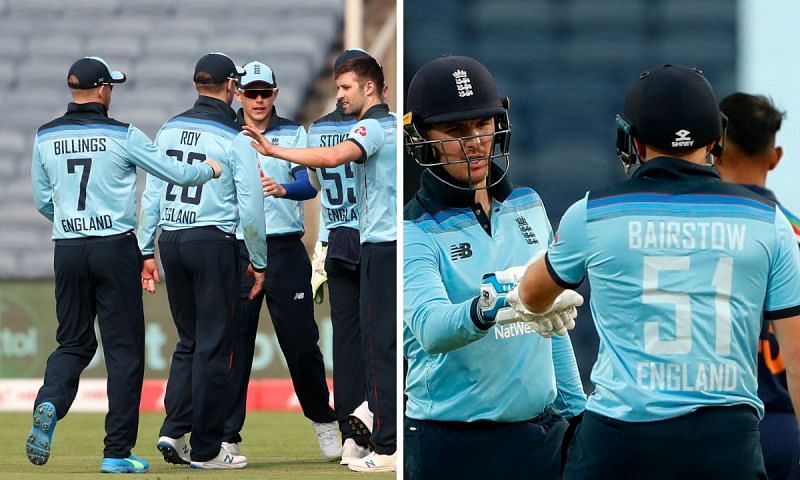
[326,253,366,443]
[224,236,335,443]
[564,406,766,479]
[157,227,239,462]
[360,241,396,454]
[761,410,800,480]
[405,411,567,480]
[37,231,144,459]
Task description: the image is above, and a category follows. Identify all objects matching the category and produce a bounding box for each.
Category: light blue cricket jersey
[32,102,214,240]
[233,108,308,237]
[404,168,586,422]
[347,104,396,244]
[546,157,800,422]
[308,107,360,232]
[137,96,266,270]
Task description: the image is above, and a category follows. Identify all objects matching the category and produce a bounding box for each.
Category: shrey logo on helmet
[672,129,693,147]
[452,69,473,97]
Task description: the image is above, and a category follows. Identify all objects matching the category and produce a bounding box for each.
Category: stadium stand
[0,0,346,278]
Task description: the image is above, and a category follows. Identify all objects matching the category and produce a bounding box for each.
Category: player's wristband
[470,297,495,330]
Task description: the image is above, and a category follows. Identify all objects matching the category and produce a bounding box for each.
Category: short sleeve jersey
[547,157,800,421]
[345,104,396,244]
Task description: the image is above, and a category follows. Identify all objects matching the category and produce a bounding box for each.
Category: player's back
[308,108,360,231]
[560,157,799,421]
[155,97,239,232]
[33,104,137,239]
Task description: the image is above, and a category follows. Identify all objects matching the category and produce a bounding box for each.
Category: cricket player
[28,56,220,474]
[224,60,339,461]
[243,53,397,473]
[717,92,800,480]
[137,52,266,470]
[403,55,586,480]
[515,65,800,479]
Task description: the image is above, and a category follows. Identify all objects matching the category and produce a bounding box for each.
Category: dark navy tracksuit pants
[405,411,567,480]
[360,241,397,455]
[157,227,240,462]
[36,231,144,459]
[325,248,367,443]
[225,235,335,443]
[564,406,767,479]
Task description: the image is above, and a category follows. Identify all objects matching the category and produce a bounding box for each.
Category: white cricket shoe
[221,442,241,456]
[340,438,370,465]
[189,447,247,469]
[156,435,190,465]
[348,451,396,472]
[348,401,374,447]
[312,421,342,461]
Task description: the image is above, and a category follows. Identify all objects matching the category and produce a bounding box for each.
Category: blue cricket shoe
[26,401,57,465]
[100,453,150,474]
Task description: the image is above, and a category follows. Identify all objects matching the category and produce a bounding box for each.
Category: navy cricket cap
[406,55,504,125]
[623,64,723,151]
[67,56,126,89]
[335,48,370,70]
[194,52,245,84]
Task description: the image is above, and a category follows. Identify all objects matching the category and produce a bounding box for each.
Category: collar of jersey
[360,103,390,120]
[741,184,777,203]
[66,102,108,117]
[418,162,513,209]
[633,156,721,181]
[193,95,237,122]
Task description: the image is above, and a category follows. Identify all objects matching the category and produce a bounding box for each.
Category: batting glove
[310,241,328,304]
[477,265,529,324]
[506,288,583,337]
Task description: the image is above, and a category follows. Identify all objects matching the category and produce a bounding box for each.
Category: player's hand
[506,288,583,337]
[310,241,328,304]
[203,158,222,178]
[476,265,530,324]
[261,176,287,198]
[247,264,264,300]
[141,258,160,294]
[242,125,277,157]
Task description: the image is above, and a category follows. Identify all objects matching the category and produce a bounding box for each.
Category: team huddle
[403,57,800,480]
[26,49,397,473]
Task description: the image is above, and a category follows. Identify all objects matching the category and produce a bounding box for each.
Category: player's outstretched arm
[242,125,360,168]
[126,126,220,185]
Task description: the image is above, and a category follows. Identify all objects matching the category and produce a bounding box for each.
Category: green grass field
[0,411,395,479]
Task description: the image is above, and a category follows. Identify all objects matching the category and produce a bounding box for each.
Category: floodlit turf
[1,410,395,479]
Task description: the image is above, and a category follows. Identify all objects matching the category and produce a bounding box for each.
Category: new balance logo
[514,216,539,245]
[450,243,473,260]
[293,292,305,300]
[672,129,694,147]
[452,69,473,97]
[365,459,377,468]
[271,137,279,145]
[224,454,234,463]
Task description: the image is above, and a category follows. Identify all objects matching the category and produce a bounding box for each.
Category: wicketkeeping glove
[310,241,328,304]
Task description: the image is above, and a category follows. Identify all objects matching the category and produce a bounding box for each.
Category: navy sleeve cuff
[545,253,583,289]
[765,305,800,321]
[252,264,266,273]
[470,297,495,331]
[345,138,368,164]
[142,254,155,260]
